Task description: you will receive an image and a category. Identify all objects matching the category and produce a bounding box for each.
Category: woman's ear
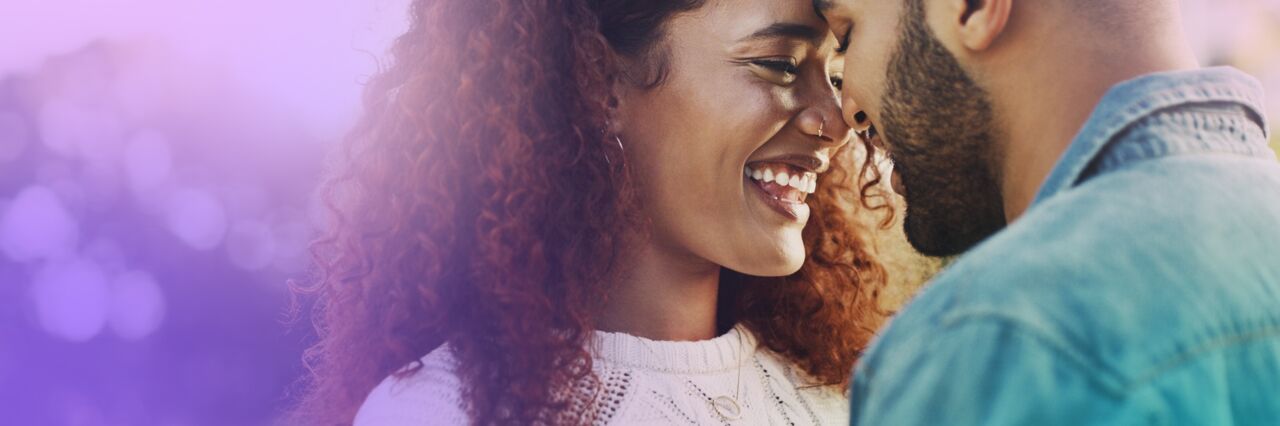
[607,79,631,136]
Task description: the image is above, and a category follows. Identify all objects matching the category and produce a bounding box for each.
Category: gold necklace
[709,327,745,420]
[633,325,749,421]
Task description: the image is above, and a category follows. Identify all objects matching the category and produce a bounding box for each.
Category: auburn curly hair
[286,0,891,424]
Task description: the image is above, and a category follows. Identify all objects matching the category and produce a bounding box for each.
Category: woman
[288,0,890,423]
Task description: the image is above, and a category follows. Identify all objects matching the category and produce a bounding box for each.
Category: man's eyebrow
[739,22,826,44]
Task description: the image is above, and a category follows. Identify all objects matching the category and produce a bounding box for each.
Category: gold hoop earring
[605,135,625,165]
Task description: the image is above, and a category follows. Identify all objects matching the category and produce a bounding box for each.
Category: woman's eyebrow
[738,22,826,44]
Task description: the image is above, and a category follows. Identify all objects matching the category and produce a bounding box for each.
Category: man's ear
[939,0,1012,52]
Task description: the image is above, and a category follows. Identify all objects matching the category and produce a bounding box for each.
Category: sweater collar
[589,324,758,373]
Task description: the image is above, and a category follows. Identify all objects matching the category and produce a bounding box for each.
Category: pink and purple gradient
[0,1,1276,425]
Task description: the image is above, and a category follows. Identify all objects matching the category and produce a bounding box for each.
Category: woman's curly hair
[287,0,891,424]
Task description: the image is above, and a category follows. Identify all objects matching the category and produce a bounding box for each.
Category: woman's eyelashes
[748,58,842,91]
[751,58,799,85]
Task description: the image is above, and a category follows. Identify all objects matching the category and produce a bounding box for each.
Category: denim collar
[1031,67,1270,208]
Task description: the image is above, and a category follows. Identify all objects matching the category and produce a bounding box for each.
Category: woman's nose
[800,97,851,146]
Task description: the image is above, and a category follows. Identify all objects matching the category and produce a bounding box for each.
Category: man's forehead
[812,0,856,19]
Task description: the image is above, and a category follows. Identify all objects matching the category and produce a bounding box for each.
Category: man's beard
[880,0,1007,257]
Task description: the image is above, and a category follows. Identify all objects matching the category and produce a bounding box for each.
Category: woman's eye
[830,75,844,91]
[751,59,799,85]
[753,59,799,76]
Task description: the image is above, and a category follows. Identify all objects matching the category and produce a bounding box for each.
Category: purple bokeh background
[0,41,331,424]
[1,1,1277,425]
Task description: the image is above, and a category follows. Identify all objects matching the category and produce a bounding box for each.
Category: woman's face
[617,0,851,277]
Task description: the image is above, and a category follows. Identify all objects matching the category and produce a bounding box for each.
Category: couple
[290,0,1280,424]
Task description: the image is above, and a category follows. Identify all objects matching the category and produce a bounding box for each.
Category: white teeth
[746,166,820,194]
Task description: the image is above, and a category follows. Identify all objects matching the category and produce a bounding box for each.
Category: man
[814,0,1280,424]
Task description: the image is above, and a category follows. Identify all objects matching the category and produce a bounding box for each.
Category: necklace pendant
[711,395,742,420]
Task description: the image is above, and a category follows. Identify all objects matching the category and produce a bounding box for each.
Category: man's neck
[595,239,722,342]
[992,21,1199,220]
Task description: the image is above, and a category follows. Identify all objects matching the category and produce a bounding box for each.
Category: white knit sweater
[353,324,850,425]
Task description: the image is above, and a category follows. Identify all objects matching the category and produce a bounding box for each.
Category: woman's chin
[728,239,807,277]
[737,260,804,278]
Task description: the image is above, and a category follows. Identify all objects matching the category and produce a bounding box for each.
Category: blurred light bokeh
[0,0,1276,425]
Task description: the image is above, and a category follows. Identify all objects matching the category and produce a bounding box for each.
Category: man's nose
[842,94,872,134]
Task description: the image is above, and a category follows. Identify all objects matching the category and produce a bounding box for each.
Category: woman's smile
[744,161,822,221]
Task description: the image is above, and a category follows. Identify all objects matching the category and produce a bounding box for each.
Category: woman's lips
[747,177,809,221]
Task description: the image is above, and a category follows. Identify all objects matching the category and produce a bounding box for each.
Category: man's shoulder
[879,160,1280,385]
[950,152,1280,294]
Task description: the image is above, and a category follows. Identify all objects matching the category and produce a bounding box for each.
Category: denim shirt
[850,67,1280,425]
